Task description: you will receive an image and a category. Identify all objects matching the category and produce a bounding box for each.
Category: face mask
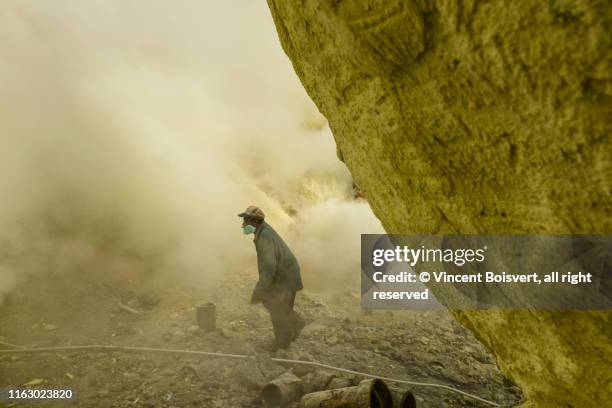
[243,224,256,235]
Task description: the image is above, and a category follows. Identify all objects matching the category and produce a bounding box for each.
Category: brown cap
[238,205,265,220]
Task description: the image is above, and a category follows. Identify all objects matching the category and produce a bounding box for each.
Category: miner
[239,205,305,351]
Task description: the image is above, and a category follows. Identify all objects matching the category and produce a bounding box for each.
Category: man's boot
[292,314,306,341]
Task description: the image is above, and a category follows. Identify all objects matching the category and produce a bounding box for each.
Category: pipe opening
[370,379,393,408]
[261,384,282,407]
[401,392,417,408]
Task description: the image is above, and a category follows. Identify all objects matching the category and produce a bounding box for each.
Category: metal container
[261,371,304,407]
[390,386,417,408]
[300,378,393,408]
[195,302,216,331]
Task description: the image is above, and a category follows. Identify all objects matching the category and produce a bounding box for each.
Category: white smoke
[0,0,384,303]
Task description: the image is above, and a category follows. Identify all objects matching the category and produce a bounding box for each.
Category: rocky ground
[0,269,522,407]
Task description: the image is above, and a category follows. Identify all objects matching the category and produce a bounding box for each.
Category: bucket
[195,302,216,331]
[300,378,393,408]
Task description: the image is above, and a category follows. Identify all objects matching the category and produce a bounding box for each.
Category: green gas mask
[243,224,256,235]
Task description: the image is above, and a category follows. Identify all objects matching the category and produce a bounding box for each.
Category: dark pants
[262,291,304,348]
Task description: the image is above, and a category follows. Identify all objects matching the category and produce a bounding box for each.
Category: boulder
[266,1,611,406]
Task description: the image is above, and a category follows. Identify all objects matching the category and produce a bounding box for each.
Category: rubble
[0,269,521,407]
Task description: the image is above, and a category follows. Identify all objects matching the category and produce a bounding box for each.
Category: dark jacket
[252,221,303,301]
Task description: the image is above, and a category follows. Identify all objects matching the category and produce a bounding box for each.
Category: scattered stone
[137,293,161,309]
[301,323,326,338]
[23,378,45,386]
[324,334,339,345]
[231,362,266,391]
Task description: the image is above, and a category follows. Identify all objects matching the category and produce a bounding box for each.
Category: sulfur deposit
[266,1,611,406]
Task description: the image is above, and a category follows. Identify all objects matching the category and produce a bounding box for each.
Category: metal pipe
[300,378,393,408]
[261,371,303,407]
[390,386,417,408]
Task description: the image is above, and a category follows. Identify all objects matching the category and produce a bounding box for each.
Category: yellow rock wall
[266,1,611,406]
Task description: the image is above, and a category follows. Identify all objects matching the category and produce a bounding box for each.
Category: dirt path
[0,270,522,407]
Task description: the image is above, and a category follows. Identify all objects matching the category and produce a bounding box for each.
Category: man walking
[239,206,305,351]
